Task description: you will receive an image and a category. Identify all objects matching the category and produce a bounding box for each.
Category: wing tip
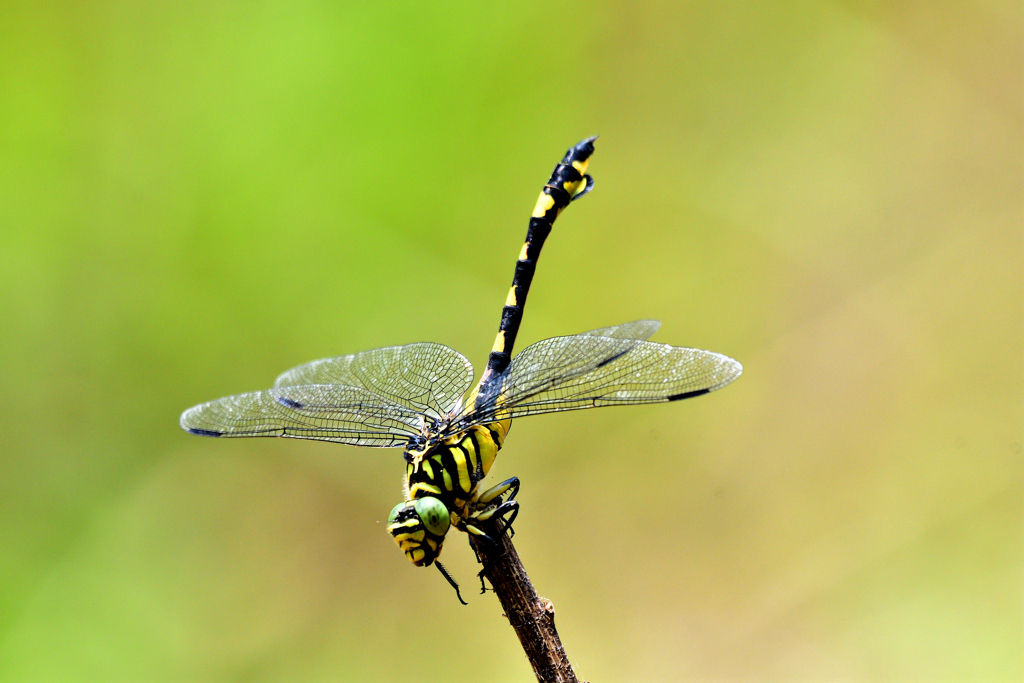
[181,404,223,436]
[715,355,744,389]
[670,354,743,401]
[726,357,743,381]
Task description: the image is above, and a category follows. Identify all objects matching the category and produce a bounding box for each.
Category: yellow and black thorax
[404,420,510,519]
[387,420,509,566]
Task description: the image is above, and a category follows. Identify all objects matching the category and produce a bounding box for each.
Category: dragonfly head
[387,497,451,567]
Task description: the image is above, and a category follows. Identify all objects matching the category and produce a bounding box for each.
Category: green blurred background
[1,1,1020,681]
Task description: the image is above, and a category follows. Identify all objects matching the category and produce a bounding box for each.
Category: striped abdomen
[475,136,597,402]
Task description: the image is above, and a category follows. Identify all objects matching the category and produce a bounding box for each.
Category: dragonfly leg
[475,499,517,523]
[435,561,468,606]
[469,475,521,535]
[477,500,519,537]
[477,476,520,505]
[464,523,493,544]
[463,477,522,575]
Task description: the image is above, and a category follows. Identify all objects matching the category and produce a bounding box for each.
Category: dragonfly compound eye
[413,497,451,537]
[387,502,404,526]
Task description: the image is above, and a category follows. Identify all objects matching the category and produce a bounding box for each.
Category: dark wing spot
[596,348,631,368]
[276,396,303,409]
[188,428,223,437]
[666,389,710,402]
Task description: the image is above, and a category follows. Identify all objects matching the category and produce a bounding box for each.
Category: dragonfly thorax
[389,422,509,565]
[405,424,505,505]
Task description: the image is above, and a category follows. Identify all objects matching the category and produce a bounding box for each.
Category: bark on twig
[470,522,581,683]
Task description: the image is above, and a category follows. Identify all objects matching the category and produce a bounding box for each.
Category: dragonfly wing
[180,384,423,447]
[580,319,661,340]
[274,342,474,420]
[459,329,741,424]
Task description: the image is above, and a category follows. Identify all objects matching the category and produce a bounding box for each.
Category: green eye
[413,497,450,536]
[387,502,405,526]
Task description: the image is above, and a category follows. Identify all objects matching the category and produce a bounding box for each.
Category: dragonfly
[180,137,742,601]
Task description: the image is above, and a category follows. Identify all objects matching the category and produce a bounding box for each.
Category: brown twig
[469,522,581,683]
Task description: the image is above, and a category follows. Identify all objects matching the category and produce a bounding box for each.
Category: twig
[470,522,582,683]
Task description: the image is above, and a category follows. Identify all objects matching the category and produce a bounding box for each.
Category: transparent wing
[458,323,742,425]
[182,342,475,448]
[180,384,424,447]
[580,319,661,340]
[274,342,474,421]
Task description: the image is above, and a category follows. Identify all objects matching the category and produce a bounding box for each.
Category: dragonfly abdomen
[480,137,597,389]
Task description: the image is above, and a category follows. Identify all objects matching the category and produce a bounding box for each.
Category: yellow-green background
[1,2,1020,681]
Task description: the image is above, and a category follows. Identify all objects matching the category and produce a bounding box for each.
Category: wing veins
[457,329,741,427]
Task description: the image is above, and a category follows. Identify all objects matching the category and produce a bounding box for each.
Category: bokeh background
[1,1,1020,681]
